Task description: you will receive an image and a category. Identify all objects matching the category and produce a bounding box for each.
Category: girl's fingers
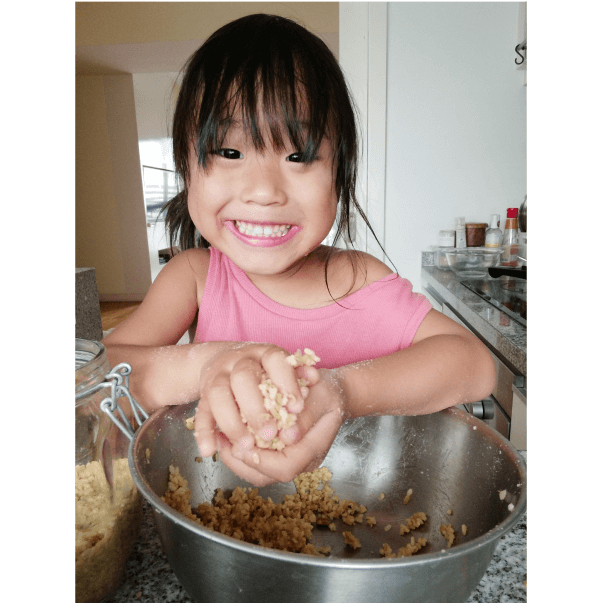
[230,357,279,444]
[195,373,250,456]
[193,401,218,458]
[217,447,277,487]
[235,410,342,484]
[261,348,304,409]
[295,365,320,386]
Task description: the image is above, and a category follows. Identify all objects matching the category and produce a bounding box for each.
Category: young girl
[103,14,495,487]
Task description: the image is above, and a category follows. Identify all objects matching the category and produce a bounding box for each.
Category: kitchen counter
[108,453,527,603]
[421,267,526,377]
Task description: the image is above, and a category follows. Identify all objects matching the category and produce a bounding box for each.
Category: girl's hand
[214,370,347,486]
[193,343,316,461]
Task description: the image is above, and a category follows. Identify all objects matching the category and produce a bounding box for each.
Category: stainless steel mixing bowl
[128,403,526,603]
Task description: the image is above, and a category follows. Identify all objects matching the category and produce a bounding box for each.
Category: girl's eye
[286,152,305,163]
[216,148,243,159]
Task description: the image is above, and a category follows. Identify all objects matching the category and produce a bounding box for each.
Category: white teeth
[234,221,292,238]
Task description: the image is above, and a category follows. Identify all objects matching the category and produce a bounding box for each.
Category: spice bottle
[500,208,519,267]
[76,339,142,603]
[455,217,467,248]
[485,214,503,248]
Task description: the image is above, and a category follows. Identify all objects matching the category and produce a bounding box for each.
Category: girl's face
[187,118,338,279]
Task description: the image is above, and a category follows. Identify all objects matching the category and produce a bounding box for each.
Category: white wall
[384,2,526,291]
[133,73,181,280]
[76,74,152,301]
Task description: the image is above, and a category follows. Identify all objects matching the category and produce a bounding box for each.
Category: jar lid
[466,223,488,228]
[507,208,518,218]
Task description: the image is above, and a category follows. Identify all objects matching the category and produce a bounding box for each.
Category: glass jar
[466,223,488,247]
[75,339,142,603]
[436,230,456,270]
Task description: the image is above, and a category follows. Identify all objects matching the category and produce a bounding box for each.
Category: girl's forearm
[333,334,496,419]
[104,341,231,412]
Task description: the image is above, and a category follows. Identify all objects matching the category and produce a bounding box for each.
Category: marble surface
[108,453,526,603]
[421,267,526,377]
[76,267,103,342]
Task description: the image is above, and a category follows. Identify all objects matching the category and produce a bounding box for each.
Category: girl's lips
[224,220,301,247]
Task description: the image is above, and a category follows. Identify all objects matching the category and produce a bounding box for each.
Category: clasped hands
[193,343,346,486]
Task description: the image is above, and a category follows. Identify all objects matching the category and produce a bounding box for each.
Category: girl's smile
[225,220,300,247]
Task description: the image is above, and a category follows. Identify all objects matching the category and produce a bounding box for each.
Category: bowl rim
[129,405,526,570]
[445,247,502,256]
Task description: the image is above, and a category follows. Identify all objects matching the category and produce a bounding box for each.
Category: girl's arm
[336,308,497,419]
[102,249,216,410]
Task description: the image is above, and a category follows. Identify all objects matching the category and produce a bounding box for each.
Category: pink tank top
[194,248,432,369]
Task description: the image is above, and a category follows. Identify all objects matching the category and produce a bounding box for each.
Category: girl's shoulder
[167,247,212,302]
[102,248,211,347]
[324,247,394,298]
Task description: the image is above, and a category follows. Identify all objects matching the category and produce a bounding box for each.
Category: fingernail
[288,397,304,414]
[260,424,277,442]
[199,441,214,457]
[233,436,255,460]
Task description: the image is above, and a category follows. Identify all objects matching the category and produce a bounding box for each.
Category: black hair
[163,13,390,293]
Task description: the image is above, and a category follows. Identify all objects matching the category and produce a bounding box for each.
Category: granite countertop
[421,267,526,377]
[109,452,527,603]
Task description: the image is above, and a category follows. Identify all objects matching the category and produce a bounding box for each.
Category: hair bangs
[185,26,333,170]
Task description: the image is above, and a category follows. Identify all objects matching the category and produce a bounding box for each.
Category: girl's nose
[240,155,286,206]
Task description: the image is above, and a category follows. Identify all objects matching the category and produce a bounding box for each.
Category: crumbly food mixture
[75,458,141,603]
[163,465,438,559]
[248,348,320,450]
[440,523,455,548]
[164,465,368,556]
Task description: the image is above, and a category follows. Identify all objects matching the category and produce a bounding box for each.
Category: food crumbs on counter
[195,456,203,463]
[185,417,195,430]
[135,592,142,599]
[447,509,452,515]
[499,489,507,500]
[440,523,455,548]
[212,452,219,462]
[461,524,468,536]
[343,531,361,549]
[384,524,392,532]
[403,488,413,504]
[378,492,386,501]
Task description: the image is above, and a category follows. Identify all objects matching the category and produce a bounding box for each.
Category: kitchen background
[75,1,526,301]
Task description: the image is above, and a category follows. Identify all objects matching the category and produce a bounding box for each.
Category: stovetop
[460,277,526,327]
